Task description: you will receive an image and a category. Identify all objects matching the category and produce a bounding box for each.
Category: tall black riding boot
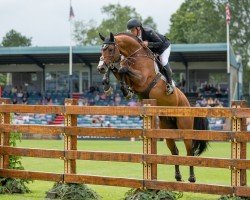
[162,63,174,95]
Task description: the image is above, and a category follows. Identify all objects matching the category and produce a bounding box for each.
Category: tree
[0,30,32,193]
[168,0,225,43]
[216,0,250,95]
[73,3,157,45]
[1,29,32,47]
[168,0,250,95]
[0,30,32,86]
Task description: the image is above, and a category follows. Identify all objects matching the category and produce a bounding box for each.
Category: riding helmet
[127,18,142,30]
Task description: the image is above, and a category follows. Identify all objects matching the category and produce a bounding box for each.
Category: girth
[139,73,162,99]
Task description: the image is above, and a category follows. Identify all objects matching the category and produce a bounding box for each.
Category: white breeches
[159,45,171,66]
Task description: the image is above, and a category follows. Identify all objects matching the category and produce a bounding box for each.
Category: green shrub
[219,196,250,200]
[124,188,183,200]
[46,182,102,200]
[0,131,31,194]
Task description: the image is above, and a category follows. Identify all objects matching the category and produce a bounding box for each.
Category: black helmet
[127,18,142,30]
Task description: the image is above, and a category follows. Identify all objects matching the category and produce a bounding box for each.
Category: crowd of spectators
[2,83,229,108]
[192,82,229,130]
[194,82,229,107]
[2,85,140,107]
[2,83,246,131]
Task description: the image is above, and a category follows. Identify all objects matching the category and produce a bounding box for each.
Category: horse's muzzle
[97,60,107,74]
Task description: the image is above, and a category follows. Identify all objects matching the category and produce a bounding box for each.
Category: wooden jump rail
[0,98,249,197]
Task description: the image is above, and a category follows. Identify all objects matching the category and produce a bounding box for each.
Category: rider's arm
[147,30,165,49]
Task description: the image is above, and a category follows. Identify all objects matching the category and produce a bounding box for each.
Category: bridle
[101,40,152,70]
[100,42,121,70]
[99,34,161,99]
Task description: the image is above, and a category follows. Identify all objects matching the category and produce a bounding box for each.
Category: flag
[69,4,75,21]
[225,2,231,24]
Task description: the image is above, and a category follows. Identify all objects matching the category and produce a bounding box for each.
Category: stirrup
[166,83,174,95]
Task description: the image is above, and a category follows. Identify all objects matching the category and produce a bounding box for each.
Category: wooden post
[64,98,78,176]
[142,99,157,183]
[231,101,247,187]
[0,98,11,169]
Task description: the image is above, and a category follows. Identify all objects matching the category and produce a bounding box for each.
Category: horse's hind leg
[177,117,196,183]
[184,139,196,182]
[160,117,182,181]
[166,139,182,181]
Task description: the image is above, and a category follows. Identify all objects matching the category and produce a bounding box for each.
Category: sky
[0,0,185,47]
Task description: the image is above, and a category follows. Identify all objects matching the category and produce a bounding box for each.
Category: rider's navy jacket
[141,27,170,55]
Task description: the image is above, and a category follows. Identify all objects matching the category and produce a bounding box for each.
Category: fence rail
[0,98,249,197]
[1,124,250,141]
[0,104,250,117]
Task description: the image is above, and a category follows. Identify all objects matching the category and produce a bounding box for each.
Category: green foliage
[124,189,183,200]
[0,132,31,194]
[1,29,32,47]
[218,195,250,200]
[169,0,250,95]
[73,3,157,45]
[168,0,225,43]
[46,182,102,200]
[0,73,7,86]
[9,132,24,170]
[0,178,30,194]
[216,0,250,95]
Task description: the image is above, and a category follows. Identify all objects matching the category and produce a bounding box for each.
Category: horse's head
[97,32,121,74]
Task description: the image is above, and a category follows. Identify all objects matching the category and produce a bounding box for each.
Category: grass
[1,139,250,200]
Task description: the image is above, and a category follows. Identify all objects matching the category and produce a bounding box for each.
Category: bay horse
[97,32,209,183]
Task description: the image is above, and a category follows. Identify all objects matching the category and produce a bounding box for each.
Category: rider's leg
[159,46,174,95]
[162,63,173,84]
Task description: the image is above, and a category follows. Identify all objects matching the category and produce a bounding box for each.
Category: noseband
[101,42,121,69]
[101,41,145,69]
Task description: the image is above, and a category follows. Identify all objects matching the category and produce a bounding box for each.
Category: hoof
[175,173,182,182]
[125,91,133,100]
[104,86,113,96]
[188,176,196,183]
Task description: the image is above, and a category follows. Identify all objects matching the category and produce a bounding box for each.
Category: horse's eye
[109,48,113,53]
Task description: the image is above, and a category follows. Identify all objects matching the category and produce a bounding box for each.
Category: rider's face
[130,27,140,37]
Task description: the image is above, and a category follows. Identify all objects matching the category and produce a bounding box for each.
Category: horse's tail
[192,117,209,156]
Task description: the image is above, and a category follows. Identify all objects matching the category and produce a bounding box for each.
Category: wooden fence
[0,98,249,197]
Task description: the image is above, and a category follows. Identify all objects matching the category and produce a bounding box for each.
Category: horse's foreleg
[166,139,182,181]
[120,74,133,99]
[184,139,196,182]
[102,68,113,96]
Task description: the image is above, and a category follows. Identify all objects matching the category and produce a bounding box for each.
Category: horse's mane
[114,32,142,45]
[114,32,153,56]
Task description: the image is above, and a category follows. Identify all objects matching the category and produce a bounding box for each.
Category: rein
[101,34,163,99]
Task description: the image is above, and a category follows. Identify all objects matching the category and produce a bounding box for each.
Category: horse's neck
[115,35,142,57]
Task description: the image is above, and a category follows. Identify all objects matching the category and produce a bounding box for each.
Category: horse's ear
[110,32,114,42]
[99,33,105,41]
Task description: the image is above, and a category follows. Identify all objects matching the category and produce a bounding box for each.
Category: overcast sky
[0,0,185,46]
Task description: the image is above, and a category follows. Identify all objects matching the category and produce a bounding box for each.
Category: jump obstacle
[0,98,249,197]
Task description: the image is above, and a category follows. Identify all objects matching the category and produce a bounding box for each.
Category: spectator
[128,99,137,106]
[22,97,28,104]
[17,90,23,98]
[12,98,17,104]
[207,97,214,106]
[114,93,121,105]
[100,93,107,100]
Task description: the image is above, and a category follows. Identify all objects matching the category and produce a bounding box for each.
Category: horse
[97,32,209,183]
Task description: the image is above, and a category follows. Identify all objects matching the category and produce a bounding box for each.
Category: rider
[127,18,174,95]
